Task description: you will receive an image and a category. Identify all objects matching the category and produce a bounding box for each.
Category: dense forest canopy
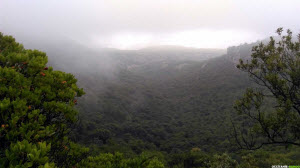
[1,28,300,167]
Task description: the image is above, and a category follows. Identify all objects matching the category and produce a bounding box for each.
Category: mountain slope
[68,44,254,153]
[18,36,254,153]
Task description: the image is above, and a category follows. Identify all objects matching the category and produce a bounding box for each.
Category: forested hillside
[2,0,300,166]
[74,49,251,154]
[2,32,300,167]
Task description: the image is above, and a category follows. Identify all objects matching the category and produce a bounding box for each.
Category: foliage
[0,33,85,167]
[0,32,167,168]
[1,30,300,167]
[209,153,239,168]
[239,149,300,168]
[74,55,251,154]
[233,28,300,149]
[77,152,165,168]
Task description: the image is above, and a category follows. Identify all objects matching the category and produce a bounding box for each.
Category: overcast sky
[1,0,300,49]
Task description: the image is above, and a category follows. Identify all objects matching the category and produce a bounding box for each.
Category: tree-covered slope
[2,32,299,167]
[70,44,254,154]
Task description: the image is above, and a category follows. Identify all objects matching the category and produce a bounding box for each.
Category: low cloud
[1,0,299,49]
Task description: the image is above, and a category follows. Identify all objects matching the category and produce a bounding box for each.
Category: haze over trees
[0,33,165,167]
[233,28,300,149]
[1,28,300,167]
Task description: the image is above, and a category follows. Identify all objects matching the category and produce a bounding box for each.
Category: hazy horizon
[1,0,300,50]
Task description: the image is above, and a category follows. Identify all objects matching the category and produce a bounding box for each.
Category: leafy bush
[0,33,84,167]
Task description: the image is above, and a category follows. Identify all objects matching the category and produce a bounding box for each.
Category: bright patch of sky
[1,0,299,49]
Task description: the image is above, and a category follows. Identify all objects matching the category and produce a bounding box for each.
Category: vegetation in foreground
[0,28,300,167]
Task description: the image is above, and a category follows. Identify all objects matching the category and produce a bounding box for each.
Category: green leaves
[0,32,84,167]
[77,152,165,168]
[233,28,300,149]
[2,140,52,168]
